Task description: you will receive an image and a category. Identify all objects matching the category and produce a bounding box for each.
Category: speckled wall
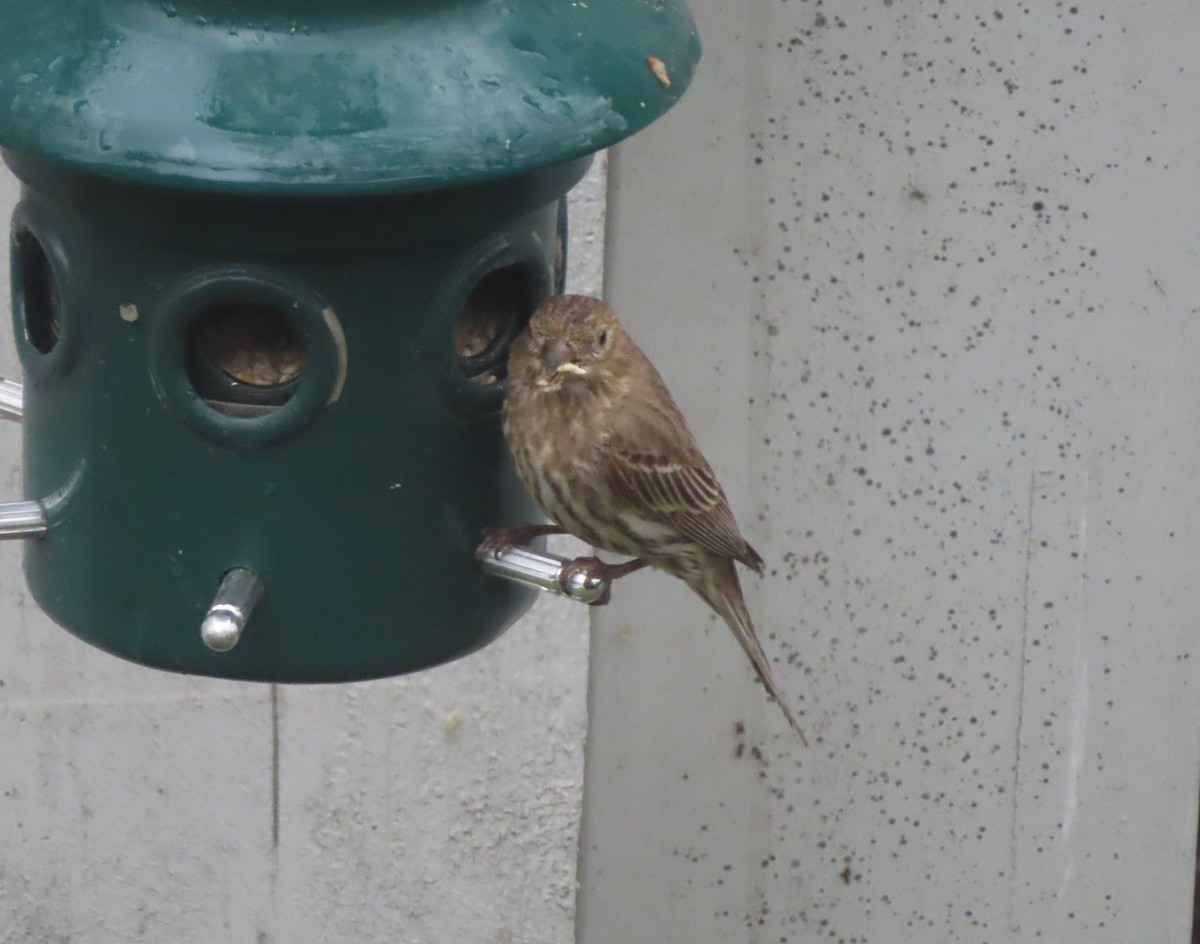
[581,1,1200,941]
[0,163,603,942]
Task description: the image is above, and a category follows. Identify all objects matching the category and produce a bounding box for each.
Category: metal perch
[476,543,611,606]
[0,379,23,421]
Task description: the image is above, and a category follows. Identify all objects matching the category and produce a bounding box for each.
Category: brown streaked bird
[485,294,803,740]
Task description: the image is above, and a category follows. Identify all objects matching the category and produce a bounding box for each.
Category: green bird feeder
[0,0,700,681]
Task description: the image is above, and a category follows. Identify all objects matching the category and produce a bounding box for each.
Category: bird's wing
[606,401,763,571]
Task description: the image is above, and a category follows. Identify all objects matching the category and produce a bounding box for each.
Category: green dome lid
[0,0,700,193]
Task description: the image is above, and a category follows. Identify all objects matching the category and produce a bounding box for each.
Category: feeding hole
[453,264,535,386]
[12,229,61,355]
[185,301,307,417]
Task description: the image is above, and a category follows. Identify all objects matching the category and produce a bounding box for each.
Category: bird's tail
[691,558,807,744]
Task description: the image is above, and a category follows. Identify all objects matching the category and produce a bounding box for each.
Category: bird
[482,294,804,740]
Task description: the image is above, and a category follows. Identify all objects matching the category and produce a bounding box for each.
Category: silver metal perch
[0,379,23,421]
[475,543,609,605]
[201,567,265,652]
[0,500,47,539]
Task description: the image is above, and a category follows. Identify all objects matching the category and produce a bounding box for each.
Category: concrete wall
[580,1,1200,942]
[0,161,602,943]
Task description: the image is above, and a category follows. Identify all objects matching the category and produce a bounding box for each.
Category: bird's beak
[542,340,588,377]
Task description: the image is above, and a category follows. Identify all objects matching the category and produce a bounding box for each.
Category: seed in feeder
[454,293,507,385]
[647,56,671,87]
[454,298,501,360]
[197,303,306,387]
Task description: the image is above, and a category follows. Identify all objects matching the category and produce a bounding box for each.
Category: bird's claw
[476,527,514,559]
[477,523,567,560]
[558,556,611,606]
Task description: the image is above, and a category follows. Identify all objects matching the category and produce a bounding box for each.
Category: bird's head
[510,295,624,393]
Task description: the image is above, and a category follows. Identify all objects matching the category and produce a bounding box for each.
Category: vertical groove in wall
[271,683,280,854]
[599,146,623,305]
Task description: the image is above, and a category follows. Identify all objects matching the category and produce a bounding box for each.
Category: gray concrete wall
[580,1,1200,941]
[0,161,602,943]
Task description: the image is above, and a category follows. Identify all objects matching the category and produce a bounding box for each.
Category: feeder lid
[0,0,699,194]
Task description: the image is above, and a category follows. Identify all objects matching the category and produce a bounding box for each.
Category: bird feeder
[0,0,699,680]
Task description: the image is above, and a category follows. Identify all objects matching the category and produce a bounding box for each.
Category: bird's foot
[557,556,650,606]
[477,524,566,558]
[558,557,612,605]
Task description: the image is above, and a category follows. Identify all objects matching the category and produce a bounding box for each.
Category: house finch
[486,294,803,739]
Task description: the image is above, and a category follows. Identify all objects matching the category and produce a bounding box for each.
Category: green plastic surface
[8,155,592,680]
[0,0,700,680]
[0,0,700,192]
